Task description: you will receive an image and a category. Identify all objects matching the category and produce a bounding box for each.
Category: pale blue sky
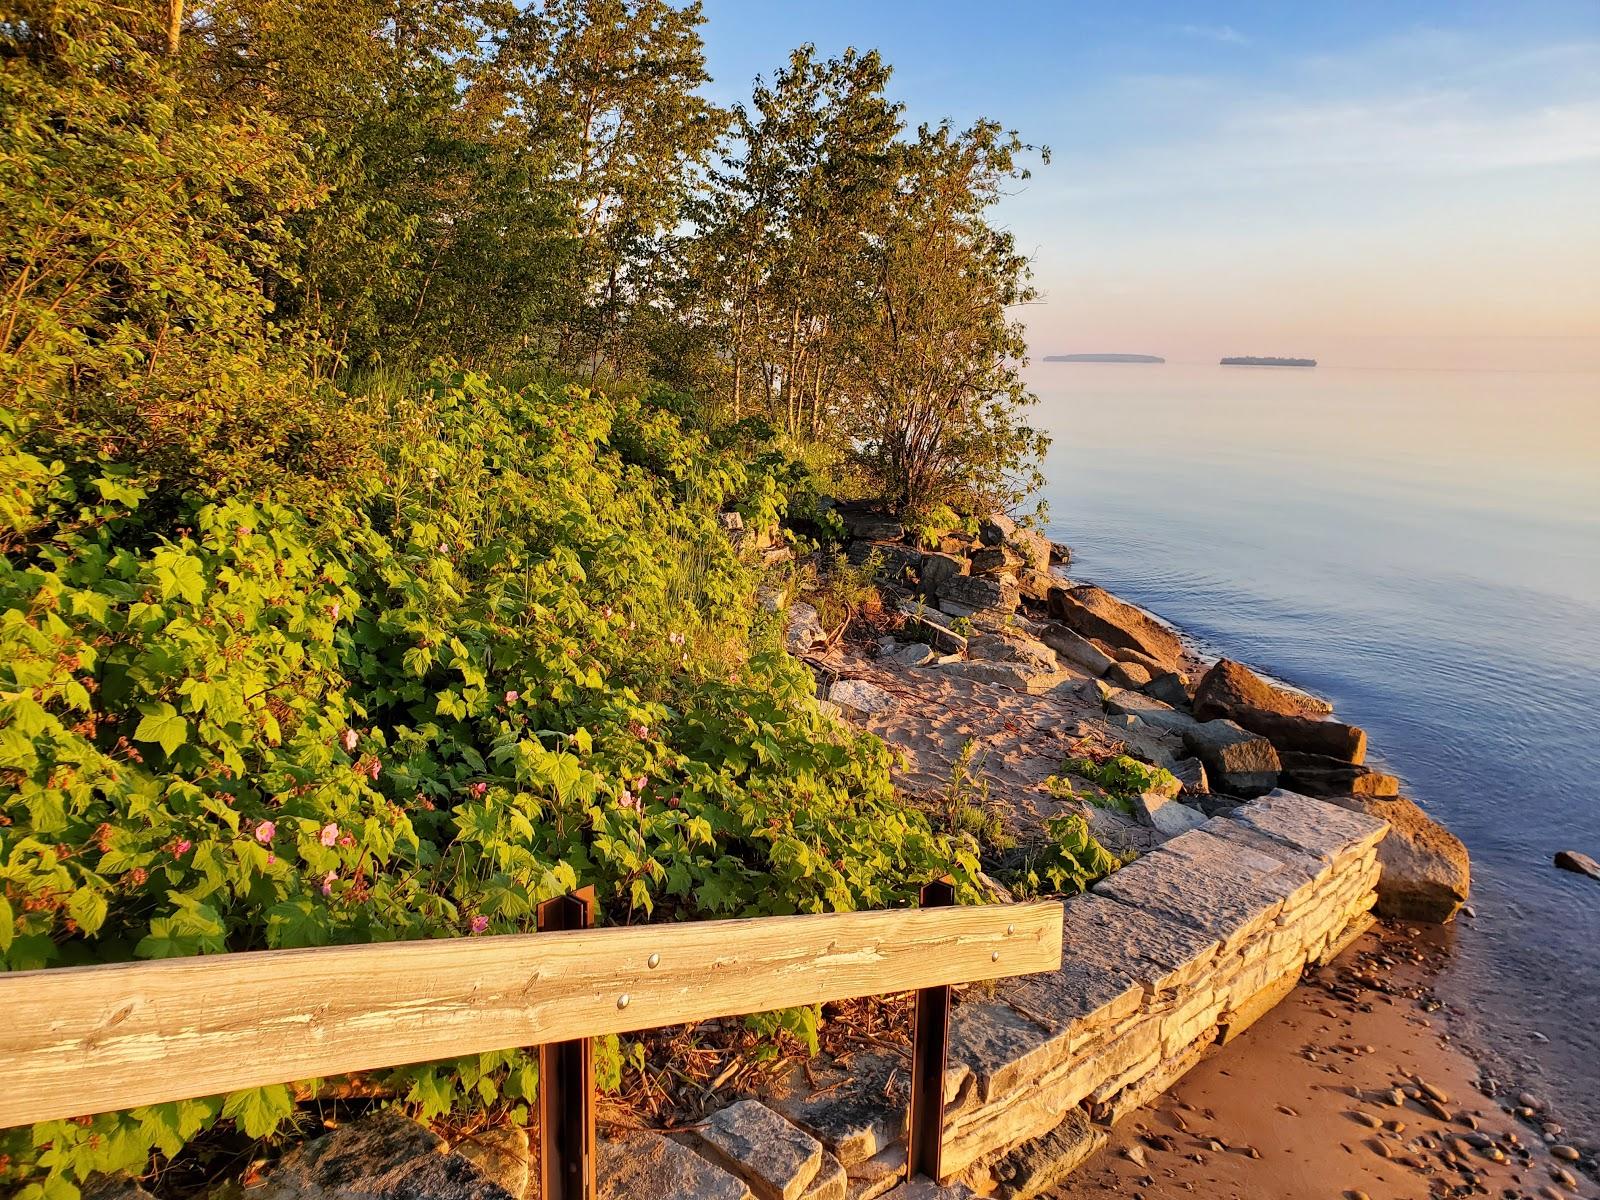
[697,2,1600,368]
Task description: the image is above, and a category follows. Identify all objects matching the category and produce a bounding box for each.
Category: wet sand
[1049,926,1595,1200]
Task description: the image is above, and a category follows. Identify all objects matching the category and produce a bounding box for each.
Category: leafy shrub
[1050,754,1178,813]
[1008,813,1124,899]
[0,373,982,1198]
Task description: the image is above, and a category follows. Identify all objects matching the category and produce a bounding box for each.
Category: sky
[696,1,1600,370]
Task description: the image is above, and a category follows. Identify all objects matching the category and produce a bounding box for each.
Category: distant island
[1044,353,1165,363]
[1220,356,1316,367]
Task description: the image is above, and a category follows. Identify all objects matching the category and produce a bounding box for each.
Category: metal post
[537,887,597,1200]
[906,876,956,1181]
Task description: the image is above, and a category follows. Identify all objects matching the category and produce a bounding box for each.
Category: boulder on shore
[919,551,966,597]
[939,573,1020,618]
[1180,719,1281,796]
[1145,671,1192,708]
[1279,750,1398,798]
[1323,793,1471,923]
[1192,658,1333,720]
[1037,622,1115,676]
[1105,660,1153,689]
[1230,706,1367,764]
[1047,585,1183,671]
[970,545,1025,576]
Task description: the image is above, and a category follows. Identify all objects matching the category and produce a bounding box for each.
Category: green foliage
[0,372,983,1196]
[1009,813,1125,899]
[938,740,1013,856]
[1054,755,1179,813]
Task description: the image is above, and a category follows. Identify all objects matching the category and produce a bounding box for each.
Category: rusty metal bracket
[537,887,597,1200]
[907,876,956,1181]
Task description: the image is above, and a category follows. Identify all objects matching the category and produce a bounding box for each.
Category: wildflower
[469,781,488,799]
[338,833,356,847]
[266,854,276,865]
[470,915,490,934]
[602,605,613,620]
[365,758,380,781]
[319,822,339,847]
[634,775,647,792]
[321,870,337,896]
[339,728,359,754]
[668,632,685,647]
[172,839,192,857]
[667,796,681,810]
[618,788,637,811]
[439,541,450,554]
[330,601,341,620]
[255,820,276,844]
[504,690,519,704]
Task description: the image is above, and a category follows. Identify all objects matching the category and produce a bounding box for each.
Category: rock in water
[1180,719,1282,795]
[1324,794,1471,923]
[1279,750,1399,798]
[1192,658,1333,719]
[1046,585,1183,671]
[1554,850,1600,880]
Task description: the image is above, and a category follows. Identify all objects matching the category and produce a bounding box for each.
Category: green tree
[844,120,1049,519]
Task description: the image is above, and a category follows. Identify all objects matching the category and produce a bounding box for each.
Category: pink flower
[470,915,490,934]
[364,758,380,781]
[504,690,519,704]
[319,822,339,847]
[668,632,685,647]
[321,870,337,895]
[266,853,276,865]
[255,820,276,844]
[330,601,341,620]
[618,788,639,812]
[469,781,488,799]
[602,606,613,620]
[339,728,359,754]
[634,775,647,792]
[338,833,356,847]
[172,839,192,857]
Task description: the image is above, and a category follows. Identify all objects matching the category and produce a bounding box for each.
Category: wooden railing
[0,885,1063,1196]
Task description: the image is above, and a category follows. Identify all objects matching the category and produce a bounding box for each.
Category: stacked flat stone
[595,789,1385,1200]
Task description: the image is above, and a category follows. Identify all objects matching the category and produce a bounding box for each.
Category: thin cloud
[1172,23,1250,46]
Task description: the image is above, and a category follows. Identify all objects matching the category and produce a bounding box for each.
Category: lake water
[1030,361,1600,1133]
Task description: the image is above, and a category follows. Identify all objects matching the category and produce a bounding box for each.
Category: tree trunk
[166,0,183,55]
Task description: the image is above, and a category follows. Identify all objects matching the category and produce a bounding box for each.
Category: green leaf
[221,1083,295,1138]
[68,888,109,935]
[134,701,189,755]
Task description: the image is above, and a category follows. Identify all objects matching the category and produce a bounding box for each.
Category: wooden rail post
[906,876,956,1181]
[537,887,597,1200]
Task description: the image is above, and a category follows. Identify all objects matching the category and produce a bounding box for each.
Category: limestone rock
[1105,660,1152,689]
[1555,850,1600,880]
[978,513,1017,545]
[1016,569,1057,603]
[937,660,1040,690]
[847,541,924,581]
[1009,528,1053,574]
[988,1109,1107,1199]
[698,1100,823,1200]
[1279,750,1399,798]
[1171,757,1209,795]
[970,545,1025,576]
[842,1145,904,1200]
[896,600,968,654]
[1046,584,1182,670]
[252,1111,515,1200]
[774,1054,906,1167]
[918,552,966,597]
[889,641,937,668]
[1144,671,1191,708]
[829,678,895,717]
[1037,622,1114,676]
[1192,658,1332,720]
[840,510,905,542]
[948,1001,1065,1103]
[969,632,1058,673]
[1180,719,1282,795]
[799,1153,846,1200]
[1322,794,1470,923]
[454,1127,530,1200]
[785,602,826,655]
[1133,792,1210,838]
[878,1181,976,1200]
[1225,789,1389,866]
[939,574,1020,617]
[598,1131,751,1200]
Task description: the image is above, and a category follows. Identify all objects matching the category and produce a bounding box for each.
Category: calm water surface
[1031,362,1600,1132]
